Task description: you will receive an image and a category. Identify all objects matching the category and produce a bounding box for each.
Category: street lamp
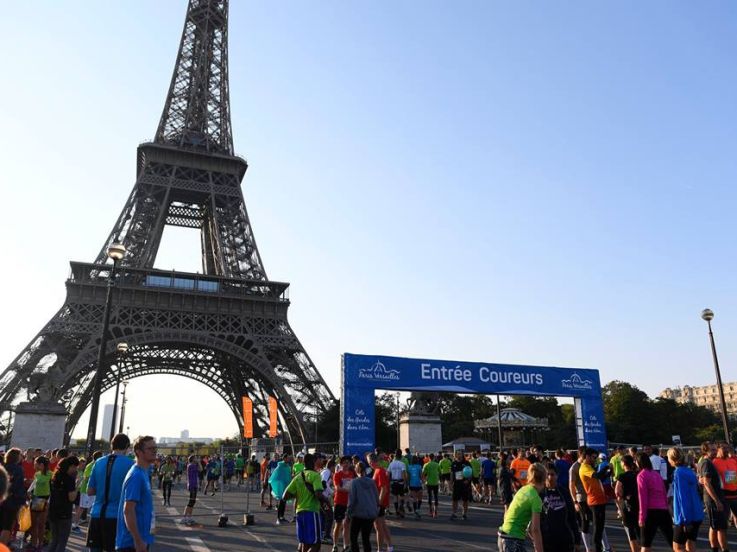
[496,394,504,451]
[108,342,128,442]
[396,393,401,450]
[119,380,130,434]
[85,243,126,457]
[701,308,731,444]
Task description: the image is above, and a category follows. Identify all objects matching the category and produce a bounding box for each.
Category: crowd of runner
[498,442,737,552]
[1,438,737,551]
[0,434,157,552]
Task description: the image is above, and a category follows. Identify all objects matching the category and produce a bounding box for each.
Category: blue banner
[341,353,607,456]
[580,396,607,451]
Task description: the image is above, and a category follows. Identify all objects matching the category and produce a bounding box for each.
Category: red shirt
[373,467,390,508]
[22,461,35,487]
[333,469,355,507]
[713,457,737,495]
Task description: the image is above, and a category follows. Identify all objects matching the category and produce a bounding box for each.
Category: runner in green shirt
[79,455,96,494]
[498,462,545,551]
[76,450,101,532]
[293,453,305,475]
[235,454,245,486]
[401,450,410,469]
[469,453,482,501]
[30,457,52,550]
[422,454,441,518]
[439,454,452,495]
[160,456,176,506]
[283,454,324,551]
[610,445,625,480]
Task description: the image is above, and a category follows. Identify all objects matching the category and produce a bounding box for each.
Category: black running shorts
[673,521,701,545]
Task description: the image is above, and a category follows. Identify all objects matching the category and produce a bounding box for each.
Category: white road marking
[185,536,211,552]
[238,527,281,552]
[199,496,282,552]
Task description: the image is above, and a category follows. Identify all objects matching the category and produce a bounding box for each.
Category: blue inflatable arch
[340,353,607,456]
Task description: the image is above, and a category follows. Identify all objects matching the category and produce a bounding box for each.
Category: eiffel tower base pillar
[11,402,68,451]
[399,414,442,455]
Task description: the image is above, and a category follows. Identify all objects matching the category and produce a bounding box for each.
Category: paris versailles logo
[358,361,400,381]
[561,373,593,391]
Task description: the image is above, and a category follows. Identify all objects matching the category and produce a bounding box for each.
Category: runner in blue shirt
[86,433,134,552]
[224,457,235,486]
[407,456,424,519]
[481,452,497,503]
[668,447,703,551]
[204,456,220,495]
[116,436,157,552]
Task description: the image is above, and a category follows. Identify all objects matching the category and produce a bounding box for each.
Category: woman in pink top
[636,453,673,551]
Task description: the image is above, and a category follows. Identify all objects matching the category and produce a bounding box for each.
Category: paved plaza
[55,481,706,552]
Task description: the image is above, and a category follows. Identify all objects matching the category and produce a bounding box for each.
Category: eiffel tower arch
[0,0,334,446]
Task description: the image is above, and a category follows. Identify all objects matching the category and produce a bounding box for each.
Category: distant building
[660,383,737,416]
[158,436,213,445]
[101,404,118,441]
[181,429,190,439]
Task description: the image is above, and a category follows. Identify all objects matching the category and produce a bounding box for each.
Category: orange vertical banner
[268,397,278,438]
[242,396,253,439]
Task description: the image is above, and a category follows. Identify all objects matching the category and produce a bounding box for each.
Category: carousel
[474,408,549,447]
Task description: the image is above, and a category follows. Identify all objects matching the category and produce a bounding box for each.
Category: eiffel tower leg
[0,304,100,417]
[56,330,311,442]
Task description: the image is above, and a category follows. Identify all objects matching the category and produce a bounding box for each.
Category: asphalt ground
[58,481,730,551]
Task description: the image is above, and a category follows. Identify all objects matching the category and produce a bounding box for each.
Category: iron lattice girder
[166,202,205,228]
[94,143,265,281]
[63,343,287,439]
[0,0,335,445]
[156,0,232,155]
[0,263,333,442]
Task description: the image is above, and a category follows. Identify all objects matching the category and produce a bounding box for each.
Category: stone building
[660,382,737,416]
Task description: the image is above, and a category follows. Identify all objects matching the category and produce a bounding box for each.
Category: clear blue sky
[1,1,736,439]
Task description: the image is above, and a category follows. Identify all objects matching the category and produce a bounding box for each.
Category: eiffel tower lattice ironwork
[0,0,334,446]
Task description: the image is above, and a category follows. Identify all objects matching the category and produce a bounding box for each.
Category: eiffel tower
[0,0,334,446]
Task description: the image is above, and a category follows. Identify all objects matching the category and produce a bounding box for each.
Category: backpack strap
[100,454,118,519]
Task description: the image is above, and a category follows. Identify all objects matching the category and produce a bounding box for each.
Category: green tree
[314,400,340,444]
[694,424,725,443]
[437,393,495,443]
[602,381,653,443]
[603,381,722,445]
[375,393,400,451]
[507,396,576,449]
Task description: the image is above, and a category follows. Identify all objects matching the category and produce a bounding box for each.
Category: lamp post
[85,243,126,457]
[701,308,731,444]
[396,392,401,450]
[119,380,130,434]
[108,342,128,442]
[496,394,504,451]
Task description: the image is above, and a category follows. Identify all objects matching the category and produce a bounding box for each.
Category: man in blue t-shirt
[116,435,157,552]
[86,433,134,552]
[480,452,497,503]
